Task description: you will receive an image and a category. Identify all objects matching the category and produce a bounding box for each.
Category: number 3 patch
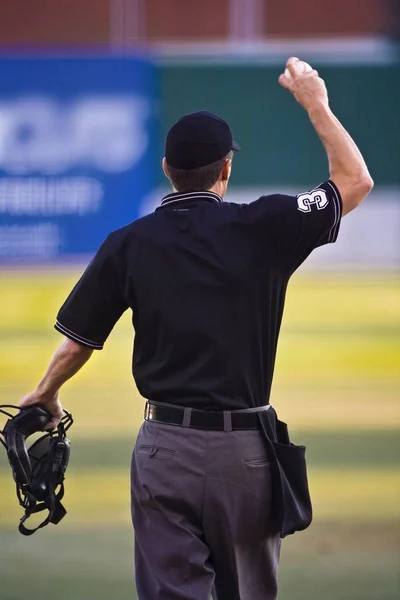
[297,189,329,213]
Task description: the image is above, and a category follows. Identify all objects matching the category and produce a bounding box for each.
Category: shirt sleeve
[54,233,129,349]
[247,180,342,273]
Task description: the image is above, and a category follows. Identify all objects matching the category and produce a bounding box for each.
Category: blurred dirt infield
[0,271,399,599]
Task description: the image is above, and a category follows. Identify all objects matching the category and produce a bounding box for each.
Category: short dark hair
[166,152,233,193]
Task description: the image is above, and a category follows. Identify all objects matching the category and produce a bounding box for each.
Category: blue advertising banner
[0,56,159,261]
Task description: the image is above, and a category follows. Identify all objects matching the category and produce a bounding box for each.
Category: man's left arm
[20,339,93,429]
[19,231,129,428]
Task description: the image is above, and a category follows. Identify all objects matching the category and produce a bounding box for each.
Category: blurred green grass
[0,270,399,600]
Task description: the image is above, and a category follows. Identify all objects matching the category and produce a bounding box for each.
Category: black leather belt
[144,402,262,431]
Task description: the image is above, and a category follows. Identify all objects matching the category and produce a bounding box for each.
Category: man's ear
[221,159,232,182]
[162,157,170,180]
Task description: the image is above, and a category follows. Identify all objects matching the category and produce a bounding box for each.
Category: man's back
[129,192,286,409]
[55,179,341,410]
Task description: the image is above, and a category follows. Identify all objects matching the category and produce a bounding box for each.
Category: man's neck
[171,185,224,198]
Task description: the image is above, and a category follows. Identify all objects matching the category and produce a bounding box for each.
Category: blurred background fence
[0,2,399,600]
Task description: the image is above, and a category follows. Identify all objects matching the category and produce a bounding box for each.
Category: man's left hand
[19,390,64,430]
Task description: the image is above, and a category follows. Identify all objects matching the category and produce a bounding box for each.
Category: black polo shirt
[55,180,342,410]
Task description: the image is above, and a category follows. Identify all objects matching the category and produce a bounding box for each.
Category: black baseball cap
[165,111,240,170]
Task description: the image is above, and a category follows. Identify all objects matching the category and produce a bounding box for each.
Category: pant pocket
[243,455,270,466]
[138,444,176,457]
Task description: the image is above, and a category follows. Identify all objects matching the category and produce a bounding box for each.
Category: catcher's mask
[0,405,73,536]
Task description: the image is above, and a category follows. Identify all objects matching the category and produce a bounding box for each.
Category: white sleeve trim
[54,320,104,350]
[326,180,342,243]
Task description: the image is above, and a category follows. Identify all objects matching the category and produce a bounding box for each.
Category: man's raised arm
[279,57,374,215]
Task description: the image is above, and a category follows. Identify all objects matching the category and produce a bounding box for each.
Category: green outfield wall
[160,64,400,188]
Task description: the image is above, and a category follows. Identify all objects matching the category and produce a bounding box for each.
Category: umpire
[20,57,373,600]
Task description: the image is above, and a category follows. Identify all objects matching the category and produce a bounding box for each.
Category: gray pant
[131,418,281,600]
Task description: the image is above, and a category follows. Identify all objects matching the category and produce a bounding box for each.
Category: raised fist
[279,57,329,112]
